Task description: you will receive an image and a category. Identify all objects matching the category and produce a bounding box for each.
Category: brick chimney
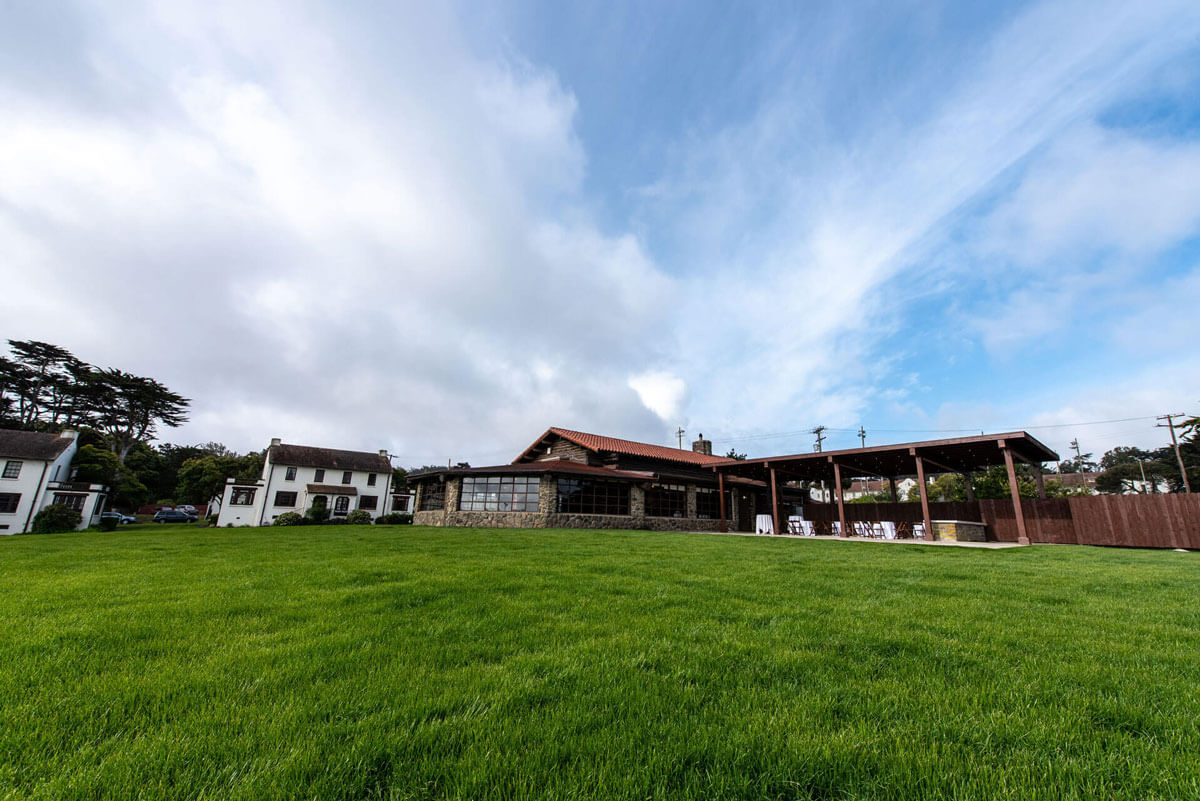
[270,437,282,447]
[692,434,712,456]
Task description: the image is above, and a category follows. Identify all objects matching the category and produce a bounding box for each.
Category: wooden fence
[802,495,1200,548]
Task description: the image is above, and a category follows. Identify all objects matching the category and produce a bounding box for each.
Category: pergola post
[832,460,847,537]
[1035,465,1046,499]
[1001,442,1030,545]
[717,471,727,533]
[888,477,898,502]
[913,451,932,540]
[770,466,781,536]
[962,473,975,502]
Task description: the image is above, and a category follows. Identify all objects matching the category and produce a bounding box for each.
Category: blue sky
[2,0,1198,466]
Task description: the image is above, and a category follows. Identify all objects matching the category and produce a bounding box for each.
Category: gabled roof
[269,443,390,473]
[514,427,728,467]
[0,428,76,461]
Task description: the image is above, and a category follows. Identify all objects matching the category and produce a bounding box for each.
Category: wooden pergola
[710,432,1059,545]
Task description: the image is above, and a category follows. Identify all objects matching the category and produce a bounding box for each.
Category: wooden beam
[1001,444,1030,545]
[832,461,847,537]
[718,472,727,533]
[914,454,932,541]
[770,467,781,537]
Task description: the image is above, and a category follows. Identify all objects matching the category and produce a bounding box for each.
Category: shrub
[375,513,413,525]
[345,510,372,525]
[273,512,303,526]
[98,516,119,532]
[306,506,331,523]
[30,504,82,534]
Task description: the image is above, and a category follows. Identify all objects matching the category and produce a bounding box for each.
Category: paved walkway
[707,531,1026,549]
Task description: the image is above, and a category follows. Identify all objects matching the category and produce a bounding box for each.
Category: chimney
[270,437,281,447]
[379,449,389,459]
[692,433,712,456]
[61,429,79,440]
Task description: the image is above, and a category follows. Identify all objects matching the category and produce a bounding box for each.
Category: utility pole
[858,426,866,448]
[1157,413,1192,493]
[811,425,827,453]
[1069,438,1082,471]
[675,427,686,450]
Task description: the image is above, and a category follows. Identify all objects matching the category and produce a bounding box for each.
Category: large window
[333,496,350,514]
[645,483,687,518]
[53,493,86,512]
[359,495,378,510]
[274,491,297,507]
[0,493,20,514]
[557,479,629,516]
[392,495,410,513]
[230,488,256,506]
[695,487,731,520]
[418,482,445,512]
[459,476,539,512]
[2,461,21,479]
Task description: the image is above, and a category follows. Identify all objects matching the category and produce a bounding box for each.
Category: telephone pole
[858,426,866,448]
[1157,414,1192,493]
[1069,438,1082,471]
[811,425,827,453]
[675,427,686,450]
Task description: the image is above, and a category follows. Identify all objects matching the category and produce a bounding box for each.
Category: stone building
[411,427,798,531]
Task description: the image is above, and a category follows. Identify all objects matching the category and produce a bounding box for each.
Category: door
[736,491,753,532]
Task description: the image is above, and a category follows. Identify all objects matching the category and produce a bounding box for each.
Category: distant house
[410,427,801,531]
[215,438,400,526]
[0,428,107,534]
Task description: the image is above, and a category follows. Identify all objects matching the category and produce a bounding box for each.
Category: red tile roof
[415,459,655,481]
[515,427,727,467]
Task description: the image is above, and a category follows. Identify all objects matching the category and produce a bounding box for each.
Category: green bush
[273,512,303,526]
[98,516,119,532]
[30,504,82,534]
[305,506,330,523]
[375,513,413,525]
[345,510,372,525]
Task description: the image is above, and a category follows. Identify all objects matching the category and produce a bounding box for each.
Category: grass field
[2,526,1198,800]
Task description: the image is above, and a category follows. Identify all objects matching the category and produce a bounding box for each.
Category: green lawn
[1,526,1197,800]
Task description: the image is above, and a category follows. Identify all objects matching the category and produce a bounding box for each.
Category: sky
[2,0,1199,468]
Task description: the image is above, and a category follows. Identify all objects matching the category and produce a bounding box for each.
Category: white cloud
[628,371,688,422]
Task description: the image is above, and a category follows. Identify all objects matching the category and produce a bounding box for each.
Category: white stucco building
[0,428,107,534]
[215,438,407,526]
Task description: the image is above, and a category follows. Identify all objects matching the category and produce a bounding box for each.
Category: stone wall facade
[412,474,726,531]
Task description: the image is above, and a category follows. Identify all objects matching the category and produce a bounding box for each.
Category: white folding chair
[852,521,870,537]
[831,521,842,536]
[880,521,897,540]
[912,522,926,540]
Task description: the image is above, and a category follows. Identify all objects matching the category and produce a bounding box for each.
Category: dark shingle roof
[269,443,390,473]
[0,429,76,461]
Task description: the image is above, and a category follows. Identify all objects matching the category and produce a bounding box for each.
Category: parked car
[100,512,136,524]
[175,504,198,514]
[153,509,198,524]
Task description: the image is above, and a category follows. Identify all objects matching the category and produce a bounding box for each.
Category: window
[695,487,731,520]
[459,476,539,512]
[0,493,20,514]
[314,469,325,482]
[230,488,256,505]
[645,483,687,518]
[274,491,297,507]
[418,482,445,512]
[367,473,377,486]
[342,471,352,485]
[557,479,629,516]
[333,496,350,514]
[2,461,21,479]
[359,495,378,510]
[392,495,410,513]
[285,466,297,481]
[53,493,86,512]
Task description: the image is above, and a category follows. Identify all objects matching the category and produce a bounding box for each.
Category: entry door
[736,491,753,532]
